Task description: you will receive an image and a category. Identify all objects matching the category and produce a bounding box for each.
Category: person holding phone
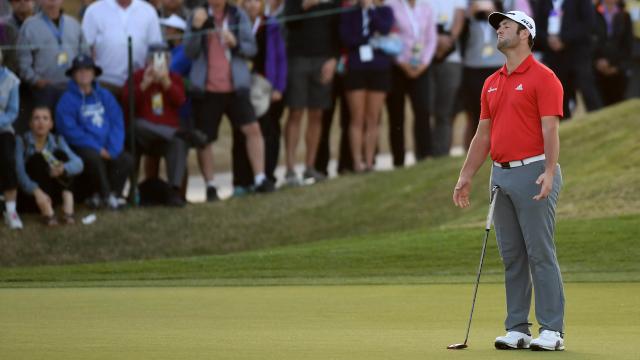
[185,0,274,201]
[122,43,205,207]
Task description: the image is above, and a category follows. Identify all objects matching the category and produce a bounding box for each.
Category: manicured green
[1,283,638,359]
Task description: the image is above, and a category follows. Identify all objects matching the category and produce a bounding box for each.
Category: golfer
[452,11,565,351]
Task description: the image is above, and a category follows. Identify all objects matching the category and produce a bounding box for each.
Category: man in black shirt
[283,0,341,185]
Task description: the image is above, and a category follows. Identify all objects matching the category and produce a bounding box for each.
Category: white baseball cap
[159,14,187,32]
[488,10,536,39]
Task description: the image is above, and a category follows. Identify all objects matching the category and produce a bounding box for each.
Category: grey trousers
[135,119,188,188]
[428,61,462,157]
[491,160,565,335]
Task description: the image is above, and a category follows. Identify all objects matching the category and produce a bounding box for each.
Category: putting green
[1,283,638,359]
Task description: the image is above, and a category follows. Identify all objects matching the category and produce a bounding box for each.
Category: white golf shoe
[494,331,532,350]
[530,330,565,351]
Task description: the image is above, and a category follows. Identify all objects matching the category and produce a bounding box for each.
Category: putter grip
[485,188,498,230]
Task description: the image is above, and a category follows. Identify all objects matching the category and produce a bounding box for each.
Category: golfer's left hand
[453,176,472,208]
[533,172,554,200]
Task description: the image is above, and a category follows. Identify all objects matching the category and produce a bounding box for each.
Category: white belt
[493,154,546,169]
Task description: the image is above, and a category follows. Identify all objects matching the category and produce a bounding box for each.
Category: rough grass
[1,100,639,280]
[1,214,639,286]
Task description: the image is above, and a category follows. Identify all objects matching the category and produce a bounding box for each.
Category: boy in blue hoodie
[55,55,133,210]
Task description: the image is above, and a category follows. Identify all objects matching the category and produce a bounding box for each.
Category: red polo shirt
[479,54,563,163]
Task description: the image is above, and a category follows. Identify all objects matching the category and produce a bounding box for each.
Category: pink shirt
[386,0,437,66]
[512,0,532,16]
[206,12,233,93]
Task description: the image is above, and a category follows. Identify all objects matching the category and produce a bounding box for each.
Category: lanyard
[603,5,619,36]
[482,21,493,44]
[551,0,564,15]
[362,8,370,37]
[401,0,420,39]
[222,17,231,61]
[41,12,64,46]
[252,16,262,36]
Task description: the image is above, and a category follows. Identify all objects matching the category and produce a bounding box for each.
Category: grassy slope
[1,100,639,284]
[2,215,639,285]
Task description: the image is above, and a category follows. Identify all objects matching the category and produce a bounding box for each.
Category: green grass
[1,102,639,360]
[1,215,639,286]
[1,100,639,284]
[1,283,639,359]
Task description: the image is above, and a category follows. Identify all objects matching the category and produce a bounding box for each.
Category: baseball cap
[159,14,187,31]
[488,10,536,39]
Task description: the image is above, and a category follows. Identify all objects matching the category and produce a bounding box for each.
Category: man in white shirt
[82,0,163,96]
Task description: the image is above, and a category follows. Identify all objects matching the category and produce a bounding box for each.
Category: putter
[447,185,499,350]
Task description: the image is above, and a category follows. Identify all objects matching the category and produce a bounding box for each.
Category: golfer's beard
[497,38,511,51]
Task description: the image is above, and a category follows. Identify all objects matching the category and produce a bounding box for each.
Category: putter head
[447,343,468,350]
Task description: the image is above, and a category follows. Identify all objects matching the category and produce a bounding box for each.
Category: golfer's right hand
[453,177,472,208]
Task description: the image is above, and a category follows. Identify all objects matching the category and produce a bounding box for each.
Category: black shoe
[206,186,219,202]
[254,178,275,193]
[167,188,186,207]
[176,129,208,148]
[85,193,102,209]
[302,167,327,184]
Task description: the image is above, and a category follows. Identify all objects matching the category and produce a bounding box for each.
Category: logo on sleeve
[488,87,498,93]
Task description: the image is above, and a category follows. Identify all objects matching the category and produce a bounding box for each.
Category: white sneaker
[4,211,24,230]
[530,330,565,351]
[494,331,532,350]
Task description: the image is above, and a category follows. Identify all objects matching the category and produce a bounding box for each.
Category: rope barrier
[0,6,350,51]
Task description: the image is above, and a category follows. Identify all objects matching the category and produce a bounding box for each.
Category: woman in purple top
[340,0,394,172]
[385,0,437,167]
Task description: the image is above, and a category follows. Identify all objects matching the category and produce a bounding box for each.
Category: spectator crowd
[1,0,639,229]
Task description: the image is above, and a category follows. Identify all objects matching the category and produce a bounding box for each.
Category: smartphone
[153,52,166,73]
